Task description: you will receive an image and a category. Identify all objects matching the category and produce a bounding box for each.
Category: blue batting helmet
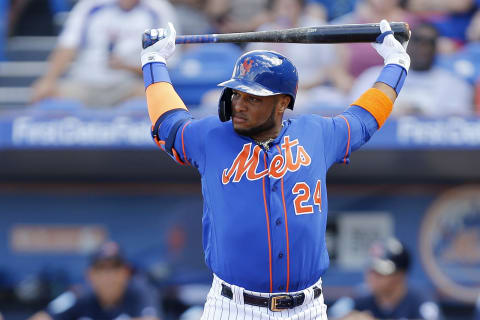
[217,50,299,122]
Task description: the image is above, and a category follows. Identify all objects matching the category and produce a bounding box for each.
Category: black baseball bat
[174,22,410,44]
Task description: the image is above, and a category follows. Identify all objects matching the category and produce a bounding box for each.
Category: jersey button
[272,186,277,192]
[278,252,284,259]
[275,218,281,225]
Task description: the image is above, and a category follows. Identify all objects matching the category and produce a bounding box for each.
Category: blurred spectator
[404,0,480,53]
[246,0,347,112]
[406,0,476,12]
[328,238,441,320]
[433,10,480,115]
[330,0,418,93]
[433,10,480,85]
[170,0,213,35]
[8,0,71,36]
[30,0,178,107]
[203,0,272,34]
[28,241,160,320]
[467,9,480,42]
[305,0,357,21]
[350,22,473,117]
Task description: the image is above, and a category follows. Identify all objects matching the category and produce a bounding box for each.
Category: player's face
[231,90,288,139]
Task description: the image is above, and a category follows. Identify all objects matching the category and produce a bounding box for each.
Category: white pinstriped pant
[201,275,328,320]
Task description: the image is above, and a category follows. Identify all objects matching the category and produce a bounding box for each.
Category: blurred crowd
[2,0,480,116]
[3,0,480,116]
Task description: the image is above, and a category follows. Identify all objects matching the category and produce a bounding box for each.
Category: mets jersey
[152,102,380,293]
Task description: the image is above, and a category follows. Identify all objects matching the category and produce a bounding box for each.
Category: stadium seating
[169,43,243,107]
[0,36,56,108]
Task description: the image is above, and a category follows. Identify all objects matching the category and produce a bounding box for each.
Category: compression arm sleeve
[350,87,394,128]
[143,62,188,124]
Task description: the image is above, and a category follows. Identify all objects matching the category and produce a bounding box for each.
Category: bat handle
[143,34,217,49]
[175,35,218,44]
[390,22,410,43]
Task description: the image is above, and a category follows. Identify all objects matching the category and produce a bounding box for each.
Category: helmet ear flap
[218,88,233,122]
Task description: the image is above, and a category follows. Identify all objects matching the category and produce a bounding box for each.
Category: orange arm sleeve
[146,82,188,124]
[351,88,394,128]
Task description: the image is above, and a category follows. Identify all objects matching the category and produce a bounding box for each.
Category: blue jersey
[154,105,378,293]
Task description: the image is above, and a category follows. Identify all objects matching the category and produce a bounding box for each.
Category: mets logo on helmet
[239,58,254,76]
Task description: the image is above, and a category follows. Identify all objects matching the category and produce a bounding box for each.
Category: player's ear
[277,95,290,112]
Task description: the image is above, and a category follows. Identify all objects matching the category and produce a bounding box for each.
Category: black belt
[221,284,322,312]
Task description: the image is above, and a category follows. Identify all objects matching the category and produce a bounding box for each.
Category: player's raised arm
[141,23,197,166]
[349,19,411,129]
[322,20,410,167]
[141,23,187,124]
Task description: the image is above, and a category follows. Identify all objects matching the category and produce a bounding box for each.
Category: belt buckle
[269,294,291,312]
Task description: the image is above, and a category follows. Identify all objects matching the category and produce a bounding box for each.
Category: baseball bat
[174,22,410,45]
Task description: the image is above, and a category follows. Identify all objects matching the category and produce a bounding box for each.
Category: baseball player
[141,20,410,319]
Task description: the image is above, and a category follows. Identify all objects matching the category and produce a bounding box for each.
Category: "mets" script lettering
[222,136,311,184]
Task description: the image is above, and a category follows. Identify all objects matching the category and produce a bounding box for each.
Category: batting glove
[372,20,410,72]
[141,22,176,67]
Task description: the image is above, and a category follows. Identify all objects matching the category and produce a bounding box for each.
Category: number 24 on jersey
[292,180,322,215]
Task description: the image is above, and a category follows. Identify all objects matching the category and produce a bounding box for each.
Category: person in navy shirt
[28,241,160,320]
[329,238,441,320]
